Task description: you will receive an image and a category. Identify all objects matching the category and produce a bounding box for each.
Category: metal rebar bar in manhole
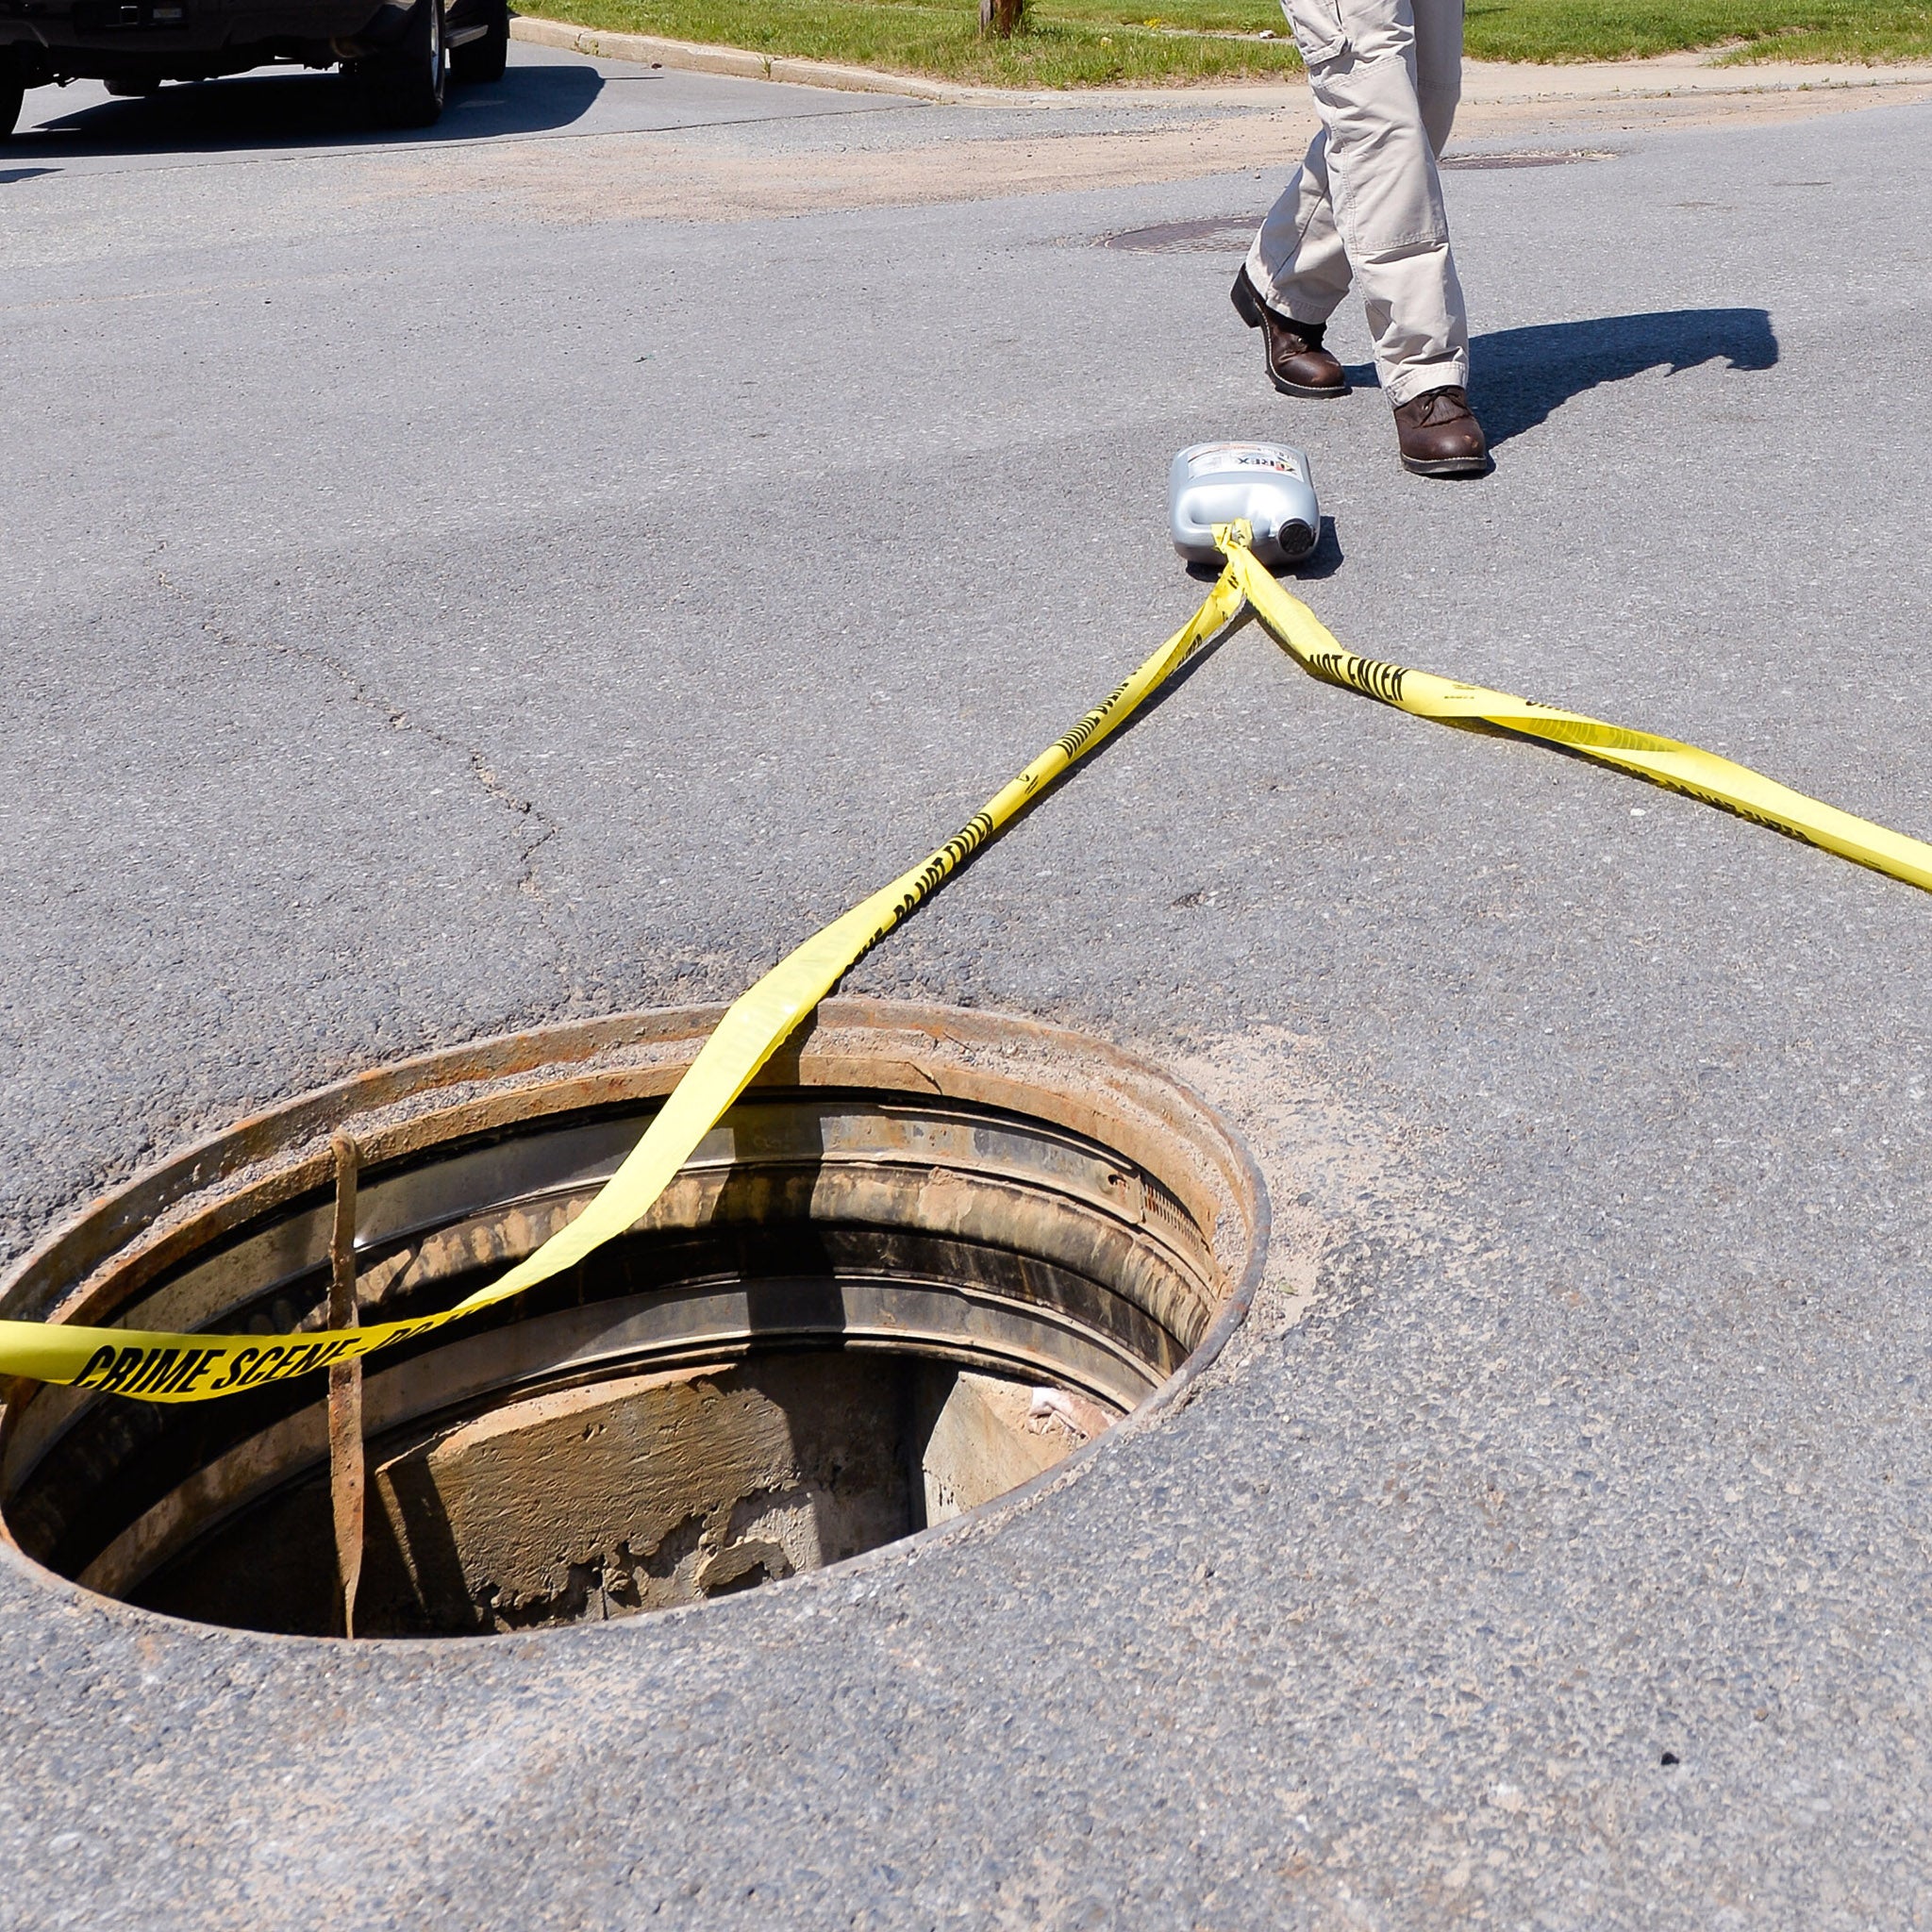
[0,1001,1266,1641]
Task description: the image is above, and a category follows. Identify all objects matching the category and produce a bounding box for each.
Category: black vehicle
[0,0,508,135]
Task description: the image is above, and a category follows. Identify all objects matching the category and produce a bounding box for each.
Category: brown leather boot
[1392,386,1490,476]
[1230,264,1347,399]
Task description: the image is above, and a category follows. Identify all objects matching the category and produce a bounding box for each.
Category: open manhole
[0,1001,1264,1640]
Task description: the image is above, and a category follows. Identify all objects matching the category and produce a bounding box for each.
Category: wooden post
[326,1132,366,1639]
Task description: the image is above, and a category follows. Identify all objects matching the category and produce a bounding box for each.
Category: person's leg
[1246,125,1354,327]
[1235,118,1353,397]
[1412,0,1462,158]
[1237,0,1481,463]
[1235,25,1357,401]
[1306,0,1467,407]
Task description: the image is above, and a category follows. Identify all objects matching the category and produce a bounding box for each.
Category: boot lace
[1410,387,1472,424]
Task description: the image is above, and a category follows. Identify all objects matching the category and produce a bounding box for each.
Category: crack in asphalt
[156,568,575,992]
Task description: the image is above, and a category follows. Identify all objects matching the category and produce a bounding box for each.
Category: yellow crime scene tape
[5,524,1928,1406]
[1219,538,1932,891]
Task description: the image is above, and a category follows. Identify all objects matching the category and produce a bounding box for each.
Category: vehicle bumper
[0,0,406,68]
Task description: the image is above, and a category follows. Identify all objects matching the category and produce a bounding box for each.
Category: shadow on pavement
[1341,308,1780,445]
[1474,308,1780,444]
[1293,513,1345,580]
[9,58,601,155]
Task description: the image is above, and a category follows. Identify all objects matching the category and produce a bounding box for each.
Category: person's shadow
[1343,307,1779,446]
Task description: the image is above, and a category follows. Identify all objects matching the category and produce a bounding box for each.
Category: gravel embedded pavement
[3,41,1931,1929]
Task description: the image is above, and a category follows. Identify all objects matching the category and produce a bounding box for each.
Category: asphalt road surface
[4,41,1931,1929]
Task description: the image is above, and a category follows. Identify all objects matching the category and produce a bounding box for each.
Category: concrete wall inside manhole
[0,1002,1266,1640]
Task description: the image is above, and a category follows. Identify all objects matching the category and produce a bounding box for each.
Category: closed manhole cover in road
[1096,159,1615,249]
[1099,214,1261,254]
[1440,149,1617,169]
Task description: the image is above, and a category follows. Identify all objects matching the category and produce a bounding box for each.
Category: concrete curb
[508,14,974,102]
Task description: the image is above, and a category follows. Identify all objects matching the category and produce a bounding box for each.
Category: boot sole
[1232,267,1348,399]
[1268,368,1349,400]
[1400,452,1491,477]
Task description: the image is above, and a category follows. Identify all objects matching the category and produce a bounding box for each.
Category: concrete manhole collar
[0,1000,1267,1640]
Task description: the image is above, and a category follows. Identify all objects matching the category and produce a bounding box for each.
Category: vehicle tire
[0,54,25,141]
[449,0,508,83]
[357,0,445,127]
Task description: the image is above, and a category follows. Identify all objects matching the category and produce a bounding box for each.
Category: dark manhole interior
[0,1002,1265,1640]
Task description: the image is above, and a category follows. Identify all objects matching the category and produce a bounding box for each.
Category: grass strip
[513,0,1932,87]
[1466,0,1932,63]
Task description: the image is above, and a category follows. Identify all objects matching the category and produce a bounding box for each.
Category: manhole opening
[0,1001,1266,1640]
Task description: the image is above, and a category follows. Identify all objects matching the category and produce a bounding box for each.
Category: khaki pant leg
[1251,0,1469,406]
[1413,0,1462,152]
[1247,126,1353,327]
